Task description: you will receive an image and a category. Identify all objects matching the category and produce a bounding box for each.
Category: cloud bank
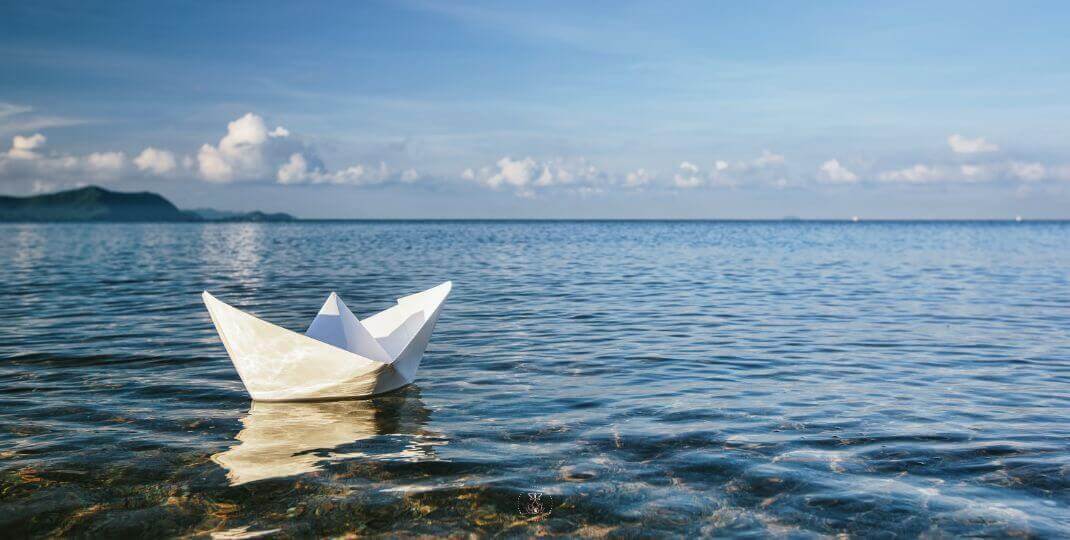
[2,112,1068,200]
[0,111,422,194]
[0,134,130,193]
[463,156,608,196]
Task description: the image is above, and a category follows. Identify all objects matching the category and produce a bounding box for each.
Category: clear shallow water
[1,221,1068,537]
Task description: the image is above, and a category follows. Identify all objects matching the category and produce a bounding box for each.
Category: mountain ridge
[0,186,296,222]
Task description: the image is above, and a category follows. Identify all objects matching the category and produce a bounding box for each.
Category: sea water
[1,221,1067,536]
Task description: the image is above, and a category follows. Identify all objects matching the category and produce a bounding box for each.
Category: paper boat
[202,281,451,401]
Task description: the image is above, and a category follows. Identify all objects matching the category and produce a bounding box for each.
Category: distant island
[0,186,296,222]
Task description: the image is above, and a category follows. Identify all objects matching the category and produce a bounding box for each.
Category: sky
[1,1,1069,218]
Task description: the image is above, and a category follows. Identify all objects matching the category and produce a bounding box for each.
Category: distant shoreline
[0,185,295,223]
[4,186,1065,222]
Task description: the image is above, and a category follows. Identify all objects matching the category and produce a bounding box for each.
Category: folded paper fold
[203,281,451,401]
[306,292,394,363]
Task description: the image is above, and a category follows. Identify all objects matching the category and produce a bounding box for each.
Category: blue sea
[1,221,1068,537]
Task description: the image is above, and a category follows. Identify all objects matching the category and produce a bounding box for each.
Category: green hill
[186,208,296,222]
[0,186,193,222]
[0,186,296,222]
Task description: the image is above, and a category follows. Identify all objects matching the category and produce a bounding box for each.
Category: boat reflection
[212,387,441,485]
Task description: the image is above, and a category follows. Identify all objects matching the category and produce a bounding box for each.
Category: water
[1,221,1068,537]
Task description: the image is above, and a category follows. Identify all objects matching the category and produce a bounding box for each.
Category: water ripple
[1,221,1068,537]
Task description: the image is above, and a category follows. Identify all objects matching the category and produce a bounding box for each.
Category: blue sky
[2,1,1069,218]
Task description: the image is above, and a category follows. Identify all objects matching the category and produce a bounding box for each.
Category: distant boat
[202,282,451,401]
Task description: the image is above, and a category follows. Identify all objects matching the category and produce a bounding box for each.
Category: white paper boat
[202,281,451,401]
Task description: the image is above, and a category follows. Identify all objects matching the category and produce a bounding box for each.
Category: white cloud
[1,110,421,192]
[488,156,537,188]
[818,159,858,184]
[752,149,785,167]
[948,134,998,154]
[625,168,652,187]
[193,112,414,188]
[196,144,233,182]
[879,164,942,183]
[196,113,300,182]
[1008,161,1046,182]
[86,151,125,173]
[466,156,607,194]
[668,151,786,189]
[276,153,309,184]
[276,151,417,186]
[0,103,33,119]
[332,163,389,185]
[673,161,703,188]
[133,147,177,175]
[0,134,126,189]
[8,133,46,159]
[197,113,268,182]
[0,103,85,136]
[878,161,1062,184]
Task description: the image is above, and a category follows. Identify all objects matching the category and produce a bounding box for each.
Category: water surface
[1,221,1068,537]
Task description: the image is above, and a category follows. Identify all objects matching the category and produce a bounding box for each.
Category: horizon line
[4,218,1068,223]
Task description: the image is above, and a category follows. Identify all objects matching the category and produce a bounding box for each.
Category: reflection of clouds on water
[212,388,442,485]
[200,224,265,289]
[10,224,45,270]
